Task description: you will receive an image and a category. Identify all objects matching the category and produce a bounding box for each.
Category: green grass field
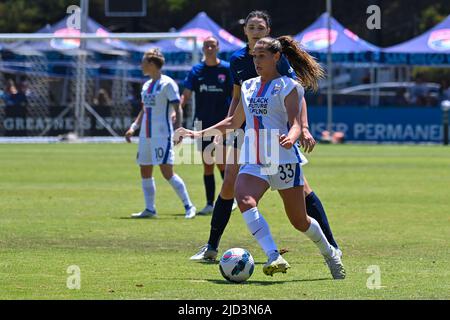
[0,143,449,300]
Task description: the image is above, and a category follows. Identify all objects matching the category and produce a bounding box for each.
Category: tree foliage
[0,0,448,47]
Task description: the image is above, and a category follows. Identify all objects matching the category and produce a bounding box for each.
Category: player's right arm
[298,97,316,153]
[175,99,245,143]
[280,88,301,149]
[125,105,144,143]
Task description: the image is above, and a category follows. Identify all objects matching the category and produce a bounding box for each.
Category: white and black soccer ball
[219,248,255,283]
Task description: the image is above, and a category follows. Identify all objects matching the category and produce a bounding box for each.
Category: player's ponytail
[277,36,324,91]
[255,36,324,91]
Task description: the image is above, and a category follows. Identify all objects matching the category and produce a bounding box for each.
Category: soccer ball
[219,248,255,283]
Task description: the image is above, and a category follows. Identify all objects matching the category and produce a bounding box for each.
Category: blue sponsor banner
[1,104,445,142]
[381,52,450,65]
[308,106,444,143]
[310,51,376,64]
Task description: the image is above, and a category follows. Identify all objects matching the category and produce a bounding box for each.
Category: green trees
[0,0,448,47]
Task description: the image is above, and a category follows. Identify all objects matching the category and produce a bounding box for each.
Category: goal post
[0,32,200,139]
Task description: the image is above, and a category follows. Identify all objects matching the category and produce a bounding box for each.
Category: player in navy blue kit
[180,36,233,215]
[189,11,341,264]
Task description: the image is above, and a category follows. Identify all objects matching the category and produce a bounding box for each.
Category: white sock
[168,174,193,209]
[242,207,278,258]
[142,178,156,211]
[303,217,334,257]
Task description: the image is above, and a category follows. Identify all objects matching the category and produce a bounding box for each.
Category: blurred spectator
[1,79,19,107]
[49,91,57,106]
[394,87,408,106]
[409,74,429,105]
[439,80,450,102]
[424,94,437,107]
[15,79,29,107]
[129,83,142,115]
[361,72,371,84]
[93,88,112,107]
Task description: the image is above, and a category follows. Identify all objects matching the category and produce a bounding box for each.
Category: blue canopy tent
[134,12,245,129]
[382,15,450,66]
[4,16,143,76]
[138,11,245,63]
[6,17,138,55]
[293,13,385,107]
[0,17,146,125]
[0,17,145,84]
[294,12,380,64]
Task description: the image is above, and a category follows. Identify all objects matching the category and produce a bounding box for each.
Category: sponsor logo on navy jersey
[218,74,226,83]
[199,84,224,93]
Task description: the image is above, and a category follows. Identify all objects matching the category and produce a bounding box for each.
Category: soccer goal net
[0,32,199,141]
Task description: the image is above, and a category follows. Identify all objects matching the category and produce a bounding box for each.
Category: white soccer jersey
[139,75,180,139]
[239,75,305,165]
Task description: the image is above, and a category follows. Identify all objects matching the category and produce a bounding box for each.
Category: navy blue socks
[208,195,234,249]
[305,192,339,249]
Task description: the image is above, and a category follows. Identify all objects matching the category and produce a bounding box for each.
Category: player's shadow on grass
[195,261,275,266]
[117,217,157,220]
[117,217,171,220]
[116,213,212,220]
[205,278,330,285]
[119,214,198,219]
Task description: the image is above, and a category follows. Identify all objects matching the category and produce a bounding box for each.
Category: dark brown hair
[255,36,324,91]
[245,10,271,29]
[203,36,220,47]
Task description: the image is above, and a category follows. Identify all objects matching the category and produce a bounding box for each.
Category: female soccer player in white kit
[176,37,345,279]
[125,49,196,219]
[190,11,341,268]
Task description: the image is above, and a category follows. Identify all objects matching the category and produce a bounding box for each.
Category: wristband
[130,122,139,132]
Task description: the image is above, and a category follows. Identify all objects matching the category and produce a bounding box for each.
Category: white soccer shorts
[136,137,174,166]
[299,152,308,166]
[238,163,304,191]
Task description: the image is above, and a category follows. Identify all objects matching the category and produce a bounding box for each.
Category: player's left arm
[298,97,316,153]
[282,56,316,152]
[280,89,301,149]
[172,101,183,129]
[167,80,183,129]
